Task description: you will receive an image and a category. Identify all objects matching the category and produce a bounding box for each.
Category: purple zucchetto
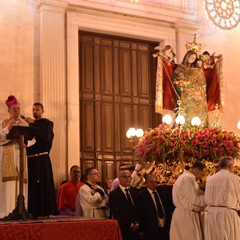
[5,95,20,108]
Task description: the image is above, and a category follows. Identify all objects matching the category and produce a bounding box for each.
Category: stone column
[66,12,81,171]
[35,0,68,186]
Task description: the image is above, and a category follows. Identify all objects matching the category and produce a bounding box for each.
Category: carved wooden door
[79,32,160,182]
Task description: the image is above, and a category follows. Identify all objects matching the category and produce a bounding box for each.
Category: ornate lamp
[126,127,144,148]
[126,128,137,139]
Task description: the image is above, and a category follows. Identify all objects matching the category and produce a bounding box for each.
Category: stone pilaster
[35,0,68,186]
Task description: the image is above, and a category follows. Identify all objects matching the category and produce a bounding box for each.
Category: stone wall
[0,0,39,116]
[196,0,240,132]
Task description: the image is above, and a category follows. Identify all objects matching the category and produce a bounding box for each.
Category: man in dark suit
[109,169,143,240]
[139,174,172,240]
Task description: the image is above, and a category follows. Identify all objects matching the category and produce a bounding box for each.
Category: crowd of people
[1,95,240,240]
[58,157,240,240]
[62,164,173,240]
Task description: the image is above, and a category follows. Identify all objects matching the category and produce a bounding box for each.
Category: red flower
[135,124,240,164]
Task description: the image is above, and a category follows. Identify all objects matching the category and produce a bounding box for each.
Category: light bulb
[191,116,201,126]
[237,120,240,130]
[126,128,136,138]
[175,115,185,125]
[162,114,172,125]
[136,129,144,137]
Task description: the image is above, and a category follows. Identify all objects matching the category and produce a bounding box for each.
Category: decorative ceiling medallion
[205,0,240,30]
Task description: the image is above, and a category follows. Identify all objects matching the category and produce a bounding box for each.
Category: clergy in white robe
[0,95,28,218]
[170,161,207,240]
[204,156,240,240]
[75,167,109,218]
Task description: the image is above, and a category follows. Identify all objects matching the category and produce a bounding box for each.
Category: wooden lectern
[4,126,35,220]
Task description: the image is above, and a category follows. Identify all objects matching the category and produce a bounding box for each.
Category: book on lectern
[7,126,36,140]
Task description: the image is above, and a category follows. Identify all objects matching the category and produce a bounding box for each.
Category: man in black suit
[109,169,143,240]
[139,174,172,240]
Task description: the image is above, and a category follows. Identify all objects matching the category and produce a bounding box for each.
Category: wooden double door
[79,31,160,182]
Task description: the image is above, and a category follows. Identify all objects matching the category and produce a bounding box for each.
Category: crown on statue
[186,34,201,52]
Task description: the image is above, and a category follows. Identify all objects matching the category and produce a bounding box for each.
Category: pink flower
[203,149,210,155]
[159,136,165,142]
[183,133,189,140]
[191,140,198,146]
[179,140,185,145]
[202,141,209,148]
[196,135,203,141]
[135,124,240,164]
[173,129,179,136]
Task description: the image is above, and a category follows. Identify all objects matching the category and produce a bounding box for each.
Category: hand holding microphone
[21,115,35,124]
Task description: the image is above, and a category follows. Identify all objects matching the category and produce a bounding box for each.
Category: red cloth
[204,66,221,111]
[0,219,122,240]
[57,180,84,212]
[162,61,177,110]
[161,62,221,112]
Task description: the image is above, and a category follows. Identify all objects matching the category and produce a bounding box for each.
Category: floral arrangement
[135,124,240,164]
[134,124,240,186]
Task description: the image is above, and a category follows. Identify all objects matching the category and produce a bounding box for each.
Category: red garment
[162,61,178,110]
[204,66,221,111]
[57,180,84,213]
[161,61,221,112]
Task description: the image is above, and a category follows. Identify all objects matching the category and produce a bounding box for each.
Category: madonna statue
[172,50,209,127]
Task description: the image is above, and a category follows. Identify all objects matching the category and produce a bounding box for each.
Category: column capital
[35,0,68,10]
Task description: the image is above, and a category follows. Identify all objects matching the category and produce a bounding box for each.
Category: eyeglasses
[89,172,99,176]
[119,176,131,179]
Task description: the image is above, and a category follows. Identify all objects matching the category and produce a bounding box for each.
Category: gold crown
[186,34,201,52]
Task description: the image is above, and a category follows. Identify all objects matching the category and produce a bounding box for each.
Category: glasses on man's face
[89,172,99,176]
[119,175,131,179]
[120,168,129,171]
[148,180,158,184]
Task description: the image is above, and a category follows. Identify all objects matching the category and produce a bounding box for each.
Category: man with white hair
[205,156,240,240]
[0,95,28,218]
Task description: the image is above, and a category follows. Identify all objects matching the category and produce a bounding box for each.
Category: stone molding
[67,0,197,23]
[35,0,68,8]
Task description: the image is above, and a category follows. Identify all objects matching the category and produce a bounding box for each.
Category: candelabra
[126,128,144,148]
